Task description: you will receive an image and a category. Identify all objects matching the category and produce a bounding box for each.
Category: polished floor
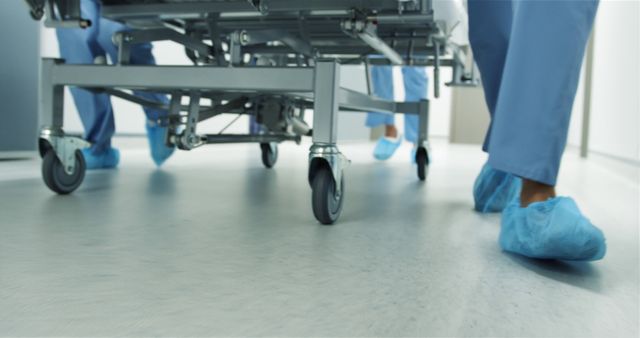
[0,139,638,337]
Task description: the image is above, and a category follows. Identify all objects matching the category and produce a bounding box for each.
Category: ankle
[520,179,556,207]
[384,125,398,138]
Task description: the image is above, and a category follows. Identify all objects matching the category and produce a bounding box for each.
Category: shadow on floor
[505,252,604,293]
[146,169,177,195]
[79,169,121,193]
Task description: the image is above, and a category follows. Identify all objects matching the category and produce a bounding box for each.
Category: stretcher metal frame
[29,0,473,224]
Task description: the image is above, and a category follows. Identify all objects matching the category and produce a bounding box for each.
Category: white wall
[449,85,490,144]
[586,0,640,163]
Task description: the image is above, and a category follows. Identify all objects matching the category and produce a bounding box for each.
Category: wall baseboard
[0,151,38,160]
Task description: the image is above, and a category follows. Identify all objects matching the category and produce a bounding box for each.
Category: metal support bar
[102,88,246,122]
[346,21,404,66]
[47,63,316,92]
[42,0,90,28]
[358,33,404,65]
[205,134,300,144]
[417,99,430,148]
[291,89,421,116]
[310,60,347,192]
[166,92,182,146]
[230,31,243,66]
[206,16,228,66]
[338,88,395,114]
[339,88,424,116]
[197,98,248,122]
[421,0,432,14]
[240,29,316,57]
[39,59,65,130]
[370,14,434,24]
[102,0,425,18]
[313,61,341,144]
[241,45,451,66]
[178,91,204,150]
[433,39,440,98]
[38,60,89,171]
[103,88,169,111]
[364,58,373,96]
[116,29,213,60]
[117,35,132,65]
[168,92,182,116]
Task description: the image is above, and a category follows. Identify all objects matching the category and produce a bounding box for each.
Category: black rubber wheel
[311,166,344,225]
[416,147,429,181]
[42,149,86,194]
[260,142,278,168]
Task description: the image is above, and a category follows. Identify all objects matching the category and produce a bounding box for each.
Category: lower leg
[521,179,556,207]
[485,1,598,203]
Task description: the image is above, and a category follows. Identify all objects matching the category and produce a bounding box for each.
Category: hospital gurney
[27,0,475,224]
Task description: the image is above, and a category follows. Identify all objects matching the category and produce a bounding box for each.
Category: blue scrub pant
[56,0,168,155]
[468,0,599,186]
[365,66,428,144]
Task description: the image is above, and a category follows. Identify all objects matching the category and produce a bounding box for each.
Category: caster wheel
[42,149,86,194]
[311,166,344,225]
[260,142,278,168]
[416,147,429,181]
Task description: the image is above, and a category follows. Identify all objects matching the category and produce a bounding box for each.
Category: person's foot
[146,121,175,167]
[473,163,522,213]
[373,135,403,160]
[81,147,120,170]
[500,197,606,261]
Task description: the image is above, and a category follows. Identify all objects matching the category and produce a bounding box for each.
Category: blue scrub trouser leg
[401,67,427,144]
[95,18,169,120]
[95,15,174,167]
[56,0,114,155]
[56,0,168,155]
[467,0,512,153]
[469,0,598,186]
[366,66,395,128]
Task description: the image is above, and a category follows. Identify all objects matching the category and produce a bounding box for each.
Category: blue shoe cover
[80,147,120,170]
[373,136,402,160]
[500,197,606,261]
[146,122,175,167]
[473,163,522,213]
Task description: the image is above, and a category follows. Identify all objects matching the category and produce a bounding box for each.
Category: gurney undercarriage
[29,0,475,224]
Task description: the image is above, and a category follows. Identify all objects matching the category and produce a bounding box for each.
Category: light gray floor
[0,139,638,337]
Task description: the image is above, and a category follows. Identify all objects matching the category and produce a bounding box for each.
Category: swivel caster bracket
[40,129,90,175]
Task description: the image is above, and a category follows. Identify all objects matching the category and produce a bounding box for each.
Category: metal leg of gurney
[308,60,349,225]
[38,58,90,194]
[415,99,431,181]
